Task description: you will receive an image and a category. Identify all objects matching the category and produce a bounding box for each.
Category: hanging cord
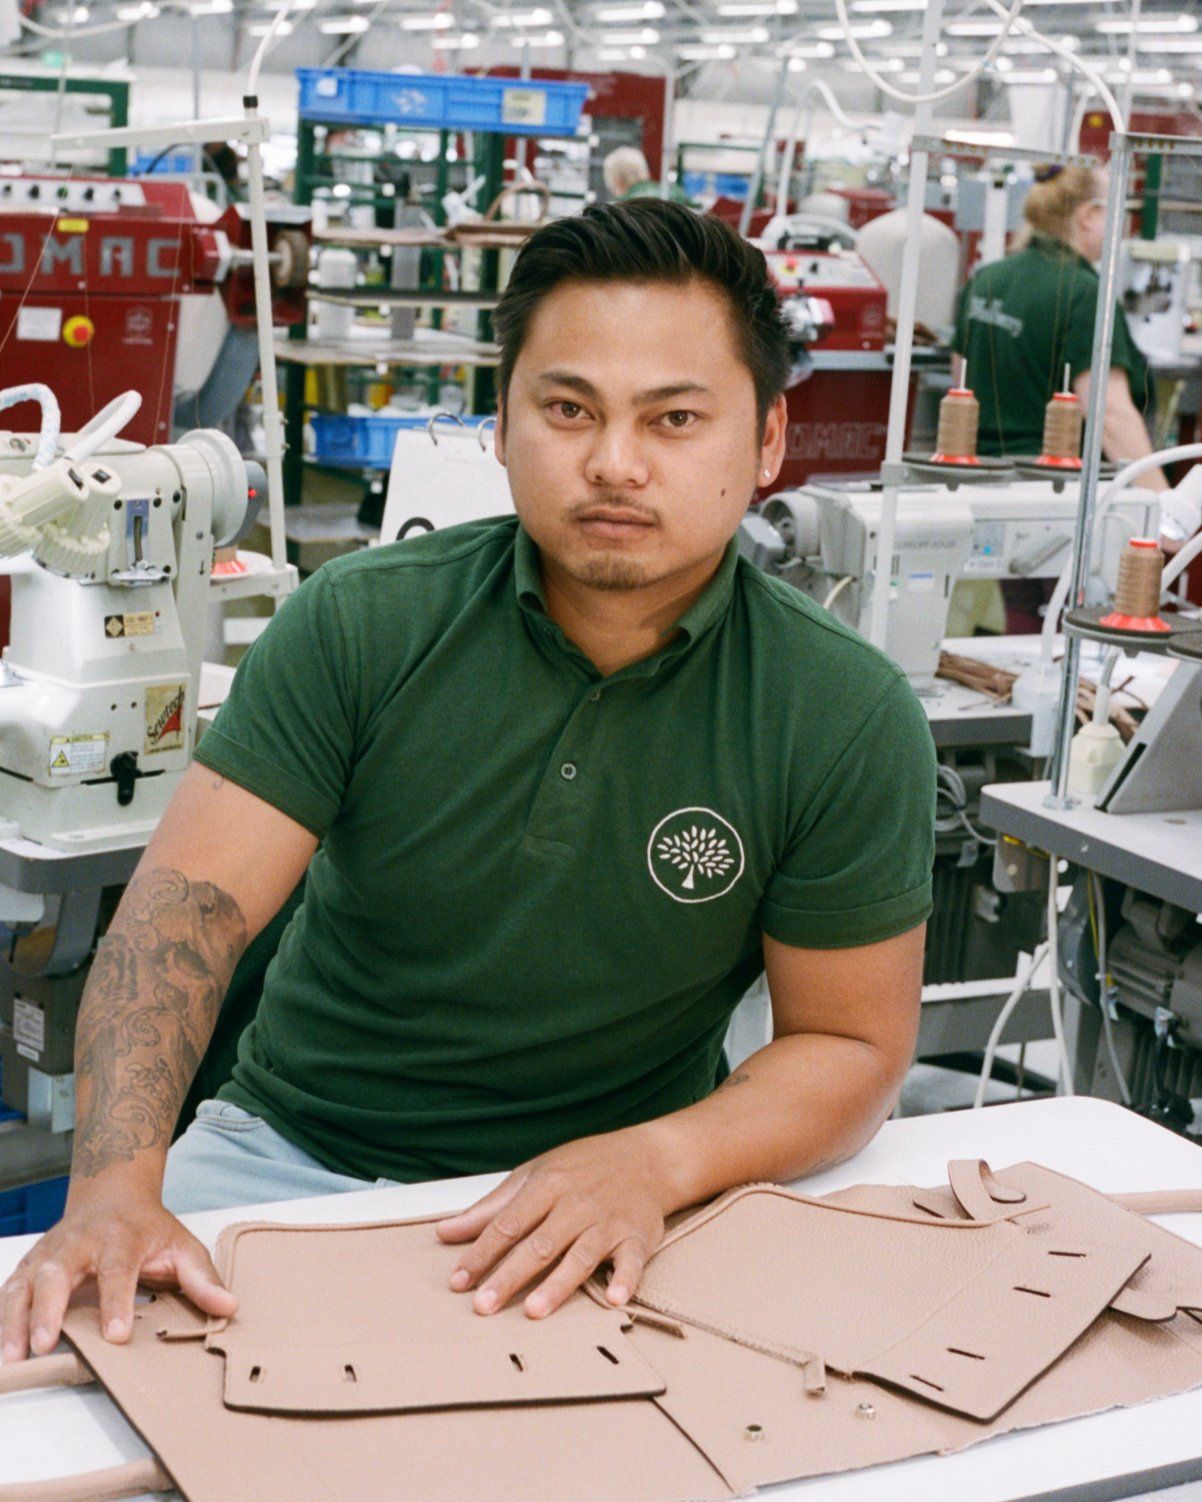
[833,0,1026,107]
[935,763,998,849]
[0,386,62,471]
[1086,872,1133,1106]
[973,943,1048,1109]
[1047,861,1074,1097]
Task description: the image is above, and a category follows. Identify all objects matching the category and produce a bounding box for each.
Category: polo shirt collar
[512,522,740,669]
[1030,234,1096,277]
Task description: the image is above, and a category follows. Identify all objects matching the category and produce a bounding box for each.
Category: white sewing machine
[0,400,250,855]
[1120,238,1197,366]
[739,478,1161,683]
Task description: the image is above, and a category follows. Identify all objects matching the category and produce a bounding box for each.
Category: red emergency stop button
[63,316,94,348]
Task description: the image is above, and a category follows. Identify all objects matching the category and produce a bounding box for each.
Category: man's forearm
[71,866,248,1189]
[640,1032,904,1212]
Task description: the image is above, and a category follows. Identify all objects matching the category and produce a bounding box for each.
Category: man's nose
[584,423,651,488]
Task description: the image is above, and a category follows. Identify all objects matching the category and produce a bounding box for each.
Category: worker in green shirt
[952,163,1165,489]
[2,200,935,1360]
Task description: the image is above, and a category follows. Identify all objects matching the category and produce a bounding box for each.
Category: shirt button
[560,762,578,781]
[588,690,602,703]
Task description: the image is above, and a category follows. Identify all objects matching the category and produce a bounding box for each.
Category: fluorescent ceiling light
[510,28,564,44]
[593,0,662,19]
[597,42,648,56]
[816,18,892,39]
[54,5,89,20]
[1003,67,1058,82]
[991,55,1012,71]
[677,41,736,58]
[787,56,805,70]
[1096,14,1197,34]
[899,67,955,83]
[399,12,454,28]
[491,6,553,24]
[1136,36,1202,52]
[850,0,924,9]
[946,128,1015,146]
[248,18,291,33]
[319,13,368,30]
[116,1,158,16]
[188,0,232,13]
[717,0,796,13]
[701,25,767,42]
[1105,67,1173,83]
[838,53,902,70]
[946,19,1002,35]
[433,31,480,46]
[599,27,658,42]
[782,39,834,56]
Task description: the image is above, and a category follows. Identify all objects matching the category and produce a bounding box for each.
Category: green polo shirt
[952,235,1152,458]
[194,518,935,1182]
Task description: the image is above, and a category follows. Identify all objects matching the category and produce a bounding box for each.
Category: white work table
[1,1097,1201,1502]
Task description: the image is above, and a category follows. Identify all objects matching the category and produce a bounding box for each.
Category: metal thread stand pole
[243,97,290,574]
[1046,133,1132,806]
[868,0,944,651]
[739,54,790,238]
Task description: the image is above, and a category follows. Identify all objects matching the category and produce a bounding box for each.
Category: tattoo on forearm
[718,1072,752,1092]
[72,867,247,1178]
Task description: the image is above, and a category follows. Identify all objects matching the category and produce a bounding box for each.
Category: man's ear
[494,396,506,467]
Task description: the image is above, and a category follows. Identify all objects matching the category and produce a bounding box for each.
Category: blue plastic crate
[296,68,589,136]
[0,1175,69,1238]
[311,412,489,468]
[130,151,197,175]
[682,171,751,201]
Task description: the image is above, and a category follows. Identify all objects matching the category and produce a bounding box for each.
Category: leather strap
[0,1352,92,1395]
[0,1458,172,1502]
[1109,1189,1202,1216]
[947,1160,1028,1221]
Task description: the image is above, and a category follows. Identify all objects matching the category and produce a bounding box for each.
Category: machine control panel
[0,176,148,212]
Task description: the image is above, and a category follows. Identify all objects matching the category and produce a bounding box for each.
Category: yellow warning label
[56,217,89,234]
[49,733,108,777]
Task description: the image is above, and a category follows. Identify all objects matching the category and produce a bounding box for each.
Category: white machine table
[1,1098,1200,1502]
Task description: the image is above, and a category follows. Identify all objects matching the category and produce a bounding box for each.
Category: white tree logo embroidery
[656,825,736,891]
[647,807,746,905]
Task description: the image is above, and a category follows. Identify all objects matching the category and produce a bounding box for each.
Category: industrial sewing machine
[0,390,257,1143]
[1120,238,1197,366]
[759,227,895,491]
[739,477,1162,685]
[0,174,309,443]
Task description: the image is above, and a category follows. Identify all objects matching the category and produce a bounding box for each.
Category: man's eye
[551,401,584,420]
[660,410,698,430]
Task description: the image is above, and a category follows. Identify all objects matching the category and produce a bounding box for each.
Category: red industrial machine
[762,243,903,492]
[0,175,307,446]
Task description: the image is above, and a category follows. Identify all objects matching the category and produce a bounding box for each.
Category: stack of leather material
[5,1159,1202,1502]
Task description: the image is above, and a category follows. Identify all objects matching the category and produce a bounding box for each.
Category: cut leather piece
[633,1184,1043,1381]
[205,1218,664,1415]
[31,1160,1202,1502]
[859,1239,1147,1420]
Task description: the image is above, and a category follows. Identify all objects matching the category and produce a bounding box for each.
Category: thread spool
[1037,391,1083,468]
[932,388,980,465]
[1099,538,1170,633]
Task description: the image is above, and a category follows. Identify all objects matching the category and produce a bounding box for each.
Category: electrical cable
[982,0,1126,132]
[822,574,853,610]
[1046,862,1074,1097]
[1161,521,1202,593]
[973,943,1047,1110]
[64,392,143,464]
[833,0,1026,108]
[935,764,999,849]
[1087,872,1132,1106]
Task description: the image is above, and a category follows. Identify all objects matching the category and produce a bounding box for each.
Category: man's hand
[436,1124,675,1319]
[0,1188,236,1363]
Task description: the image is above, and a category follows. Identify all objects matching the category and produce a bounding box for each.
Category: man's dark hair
[492,198,792,430]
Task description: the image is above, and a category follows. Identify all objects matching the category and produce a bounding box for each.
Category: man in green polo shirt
[2,200,934,1360]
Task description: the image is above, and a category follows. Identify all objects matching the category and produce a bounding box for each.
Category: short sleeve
[194,569,356,836]
[1111,309,1153,415]
[1060,272,1101,384]
[761,674,936,949]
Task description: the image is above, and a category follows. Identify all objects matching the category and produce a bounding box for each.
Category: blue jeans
[162,1100,396,1214]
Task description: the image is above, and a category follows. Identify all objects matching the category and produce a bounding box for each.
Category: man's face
[496,276,786,594]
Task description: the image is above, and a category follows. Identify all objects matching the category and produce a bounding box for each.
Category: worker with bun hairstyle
[952,163,1164,489]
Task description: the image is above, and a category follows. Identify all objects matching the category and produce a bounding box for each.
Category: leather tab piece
[947,1160,1028,1222]
[1109,1189,1202,1216]
[861,1241,1148,1422]
[148,1291,210,1343]
[217,1327,666,1415]
[1109,1286,1180,1322]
